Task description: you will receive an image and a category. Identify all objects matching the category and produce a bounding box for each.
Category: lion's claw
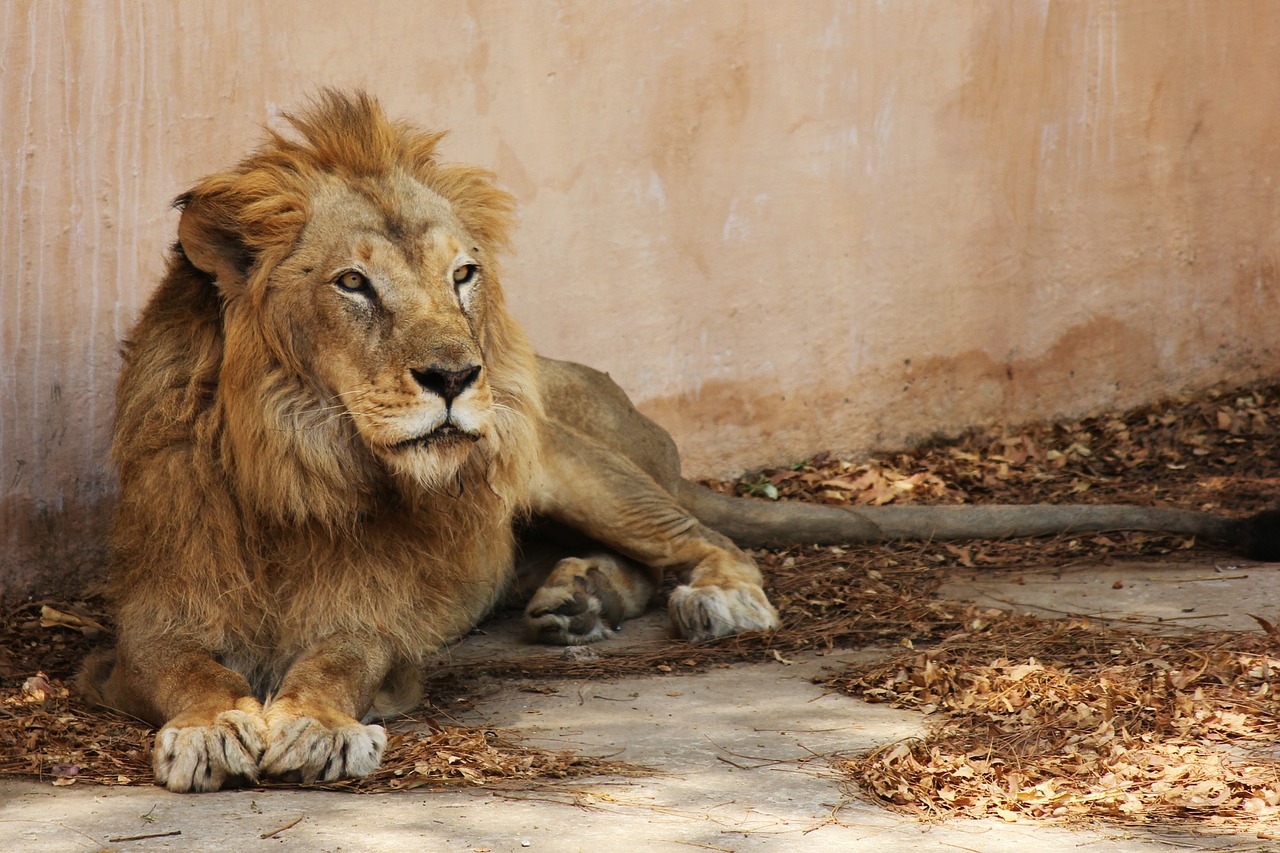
[153,709,265,793]
[259,715,386,783]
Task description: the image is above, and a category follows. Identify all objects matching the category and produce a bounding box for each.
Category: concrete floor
[2,553,1276,852]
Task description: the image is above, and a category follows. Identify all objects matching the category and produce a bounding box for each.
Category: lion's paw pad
[260,717,386,783]
[668,583,780,641]
[524,576,619,646]
[153,709,265,793]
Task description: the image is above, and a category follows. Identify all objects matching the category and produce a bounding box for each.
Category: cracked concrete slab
[935,555,1274,632]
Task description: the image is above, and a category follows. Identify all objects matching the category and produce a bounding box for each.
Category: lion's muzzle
[410,362,481,405]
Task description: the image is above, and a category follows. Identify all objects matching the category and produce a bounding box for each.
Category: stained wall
[4,1,1279,594]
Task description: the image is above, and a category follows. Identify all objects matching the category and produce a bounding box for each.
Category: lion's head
[135,91,542,523]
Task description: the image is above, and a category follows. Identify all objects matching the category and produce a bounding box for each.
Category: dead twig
[1145,574,1250,582]
[259,815,303,839]
[108,830,182,843]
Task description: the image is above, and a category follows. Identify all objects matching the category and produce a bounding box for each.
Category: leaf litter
[3,380,1280,826]
[0,662,641,792]
[823,610,1280,827]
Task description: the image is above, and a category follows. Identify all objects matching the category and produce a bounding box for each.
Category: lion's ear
[175,185,253,290]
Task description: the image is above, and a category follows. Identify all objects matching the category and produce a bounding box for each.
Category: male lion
[83,92,1275,792]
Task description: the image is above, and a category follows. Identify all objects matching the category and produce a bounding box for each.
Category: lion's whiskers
[273,390,378,434]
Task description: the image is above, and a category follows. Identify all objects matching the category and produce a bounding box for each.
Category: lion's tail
[676,479,1261,553]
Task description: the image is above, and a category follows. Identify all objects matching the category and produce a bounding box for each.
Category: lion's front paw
[667,582,780,642]
[524,559,631,645]
[153,708,266,793]
[259,714,386,783]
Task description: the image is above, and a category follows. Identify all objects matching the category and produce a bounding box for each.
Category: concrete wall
[4,1,1279,595]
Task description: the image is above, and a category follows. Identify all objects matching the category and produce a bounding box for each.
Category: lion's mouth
[392,424,480,451]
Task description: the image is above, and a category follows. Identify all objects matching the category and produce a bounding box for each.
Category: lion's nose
[411,363,482,403]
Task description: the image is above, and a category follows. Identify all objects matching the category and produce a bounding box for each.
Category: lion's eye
[336,270,371,293]
[452,264,478,288]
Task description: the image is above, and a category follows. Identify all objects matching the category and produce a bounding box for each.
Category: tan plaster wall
[4,1,1280,594]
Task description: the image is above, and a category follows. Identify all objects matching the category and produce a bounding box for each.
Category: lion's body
[83,92,1270,793]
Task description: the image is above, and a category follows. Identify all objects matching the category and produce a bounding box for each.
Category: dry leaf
[39,606,106,636]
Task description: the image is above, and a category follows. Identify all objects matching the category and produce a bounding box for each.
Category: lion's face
[164,94,538,518]
[257,171,500,488]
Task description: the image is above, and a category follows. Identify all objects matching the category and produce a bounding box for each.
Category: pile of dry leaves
[726,383,1280,513]
[825,610,1280,827]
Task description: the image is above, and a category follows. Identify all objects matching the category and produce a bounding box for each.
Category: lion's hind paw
[524,580,615,645]
[260,715,386,783]
[524,556,643,646]
[153,709,266,793]
[667,582,780,642]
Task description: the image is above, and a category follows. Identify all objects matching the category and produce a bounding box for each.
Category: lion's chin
[379,427,484,493]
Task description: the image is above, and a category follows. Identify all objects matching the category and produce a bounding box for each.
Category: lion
[81,91,1277,793]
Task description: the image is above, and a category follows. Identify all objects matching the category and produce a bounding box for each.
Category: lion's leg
[533,422,779,642]
[82,639,267,793]
[523,552,656,644]
[259,634,396,784]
